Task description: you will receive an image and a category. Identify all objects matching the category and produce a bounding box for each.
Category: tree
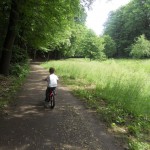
[130,34,150,58]
[69,24,88,57]
[103,0,150,58]
[68,25,106,60]
[0,0,20,76]
[103,35,116,58]
[82,29,105,60]
[0,0,11,59]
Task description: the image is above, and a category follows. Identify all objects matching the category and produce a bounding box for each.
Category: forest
[0,0,150,76]
[0,0,94,76]
[0,0,150,149]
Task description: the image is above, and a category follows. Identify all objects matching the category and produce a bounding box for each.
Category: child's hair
[49,67,55,74]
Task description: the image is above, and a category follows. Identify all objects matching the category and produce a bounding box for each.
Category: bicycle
[45,88,55,109]
[49,89,55,109]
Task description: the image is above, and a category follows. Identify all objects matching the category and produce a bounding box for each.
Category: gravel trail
[0,62,124,150]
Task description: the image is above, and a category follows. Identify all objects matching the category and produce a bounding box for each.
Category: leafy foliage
[19,0,80,49]
[103,35,116,58]
[9,63,29,77]
[82,29,105,60]
[11,45,28,64]
[0,0,96,75]
[69,25,106,60]
[130,35,150,58]
[104,0,150,57]
[69,24,88,57]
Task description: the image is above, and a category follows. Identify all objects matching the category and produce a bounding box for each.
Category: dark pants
[45,87,56,101]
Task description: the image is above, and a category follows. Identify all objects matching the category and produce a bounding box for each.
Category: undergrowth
[0,62,30,110]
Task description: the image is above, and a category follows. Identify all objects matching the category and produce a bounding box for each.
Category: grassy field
[42,58,150,150]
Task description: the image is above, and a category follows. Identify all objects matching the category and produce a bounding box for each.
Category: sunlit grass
[42,58,150,149]
[42,59,150,117]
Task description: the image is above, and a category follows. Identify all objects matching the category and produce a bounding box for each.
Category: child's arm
[43,77,48,81]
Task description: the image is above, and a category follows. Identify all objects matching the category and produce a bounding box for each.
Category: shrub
[11,45,28,64]
[130,35,150,58]
[9,63,29,77]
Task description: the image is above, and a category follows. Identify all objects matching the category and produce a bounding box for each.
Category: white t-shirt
[47,74,58,87]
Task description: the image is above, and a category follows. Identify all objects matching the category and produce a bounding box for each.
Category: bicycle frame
[49,90,54,97]
[44,87,56,109]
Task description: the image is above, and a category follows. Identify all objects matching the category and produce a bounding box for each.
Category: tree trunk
[0,0,19,76]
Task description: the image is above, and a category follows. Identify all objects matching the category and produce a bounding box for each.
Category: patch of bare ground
[0,63,125,150]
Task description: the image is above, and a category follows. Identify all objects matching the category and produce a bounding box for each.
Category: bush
[11,45,28,64]
[9,63,29,77]
[130,35,150,58]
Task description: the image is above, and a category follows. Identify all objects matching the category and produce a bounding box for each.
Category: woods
[1,0,150,76]
[0,0,94,75]
[104,0,150,57]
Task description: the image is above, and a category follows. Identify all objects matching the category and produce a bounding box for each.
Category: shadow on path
[0,62,123,150]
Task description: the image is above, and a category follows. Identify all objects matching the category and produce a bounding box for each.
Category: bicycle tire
[50,94,55,109]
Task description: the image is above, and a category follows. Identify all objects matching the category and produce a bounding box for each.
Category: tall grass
[41,59,150,117]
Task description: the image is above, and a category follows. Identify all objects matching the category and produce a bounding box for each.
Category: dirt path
[0,62,124,150]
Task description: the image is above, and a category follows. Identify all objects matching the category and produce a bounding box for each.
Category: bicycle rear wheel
[50,94,55,109]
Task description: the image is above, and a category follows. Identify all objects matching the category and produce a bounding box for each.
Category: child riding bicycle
[44,67,59,102]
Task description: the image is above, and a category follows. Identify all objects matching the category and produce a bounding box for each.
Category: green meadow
[42,58,150,149]
[42,59,150,116]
